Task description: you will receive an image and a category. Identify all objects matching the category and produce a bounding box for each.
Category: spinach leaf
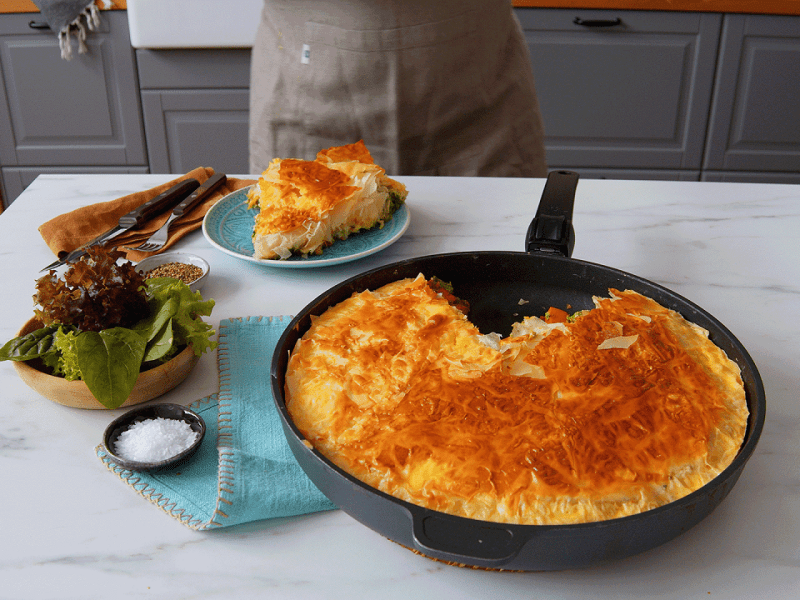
[0,325,61,361]
[75,328,147,409]
[134,294,179,343]
[143,318,174,363]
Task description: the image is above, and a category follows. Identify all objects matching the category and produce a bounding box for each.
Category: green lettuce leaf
[52,328,82,380]
[145,278,217,356]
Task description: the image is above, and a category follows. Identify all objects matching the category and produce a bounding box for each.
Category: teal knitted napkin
[96,316,336,530]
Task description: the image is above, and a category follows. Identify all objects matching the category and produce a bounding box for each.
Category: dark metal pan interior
[271,250,765,570]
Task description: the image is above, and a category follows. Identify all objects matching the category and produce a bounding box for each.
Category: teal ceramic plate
[202,186,410,268]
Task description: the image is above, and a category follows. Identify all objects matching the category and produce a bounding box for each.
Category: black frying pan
[270,171,765,571]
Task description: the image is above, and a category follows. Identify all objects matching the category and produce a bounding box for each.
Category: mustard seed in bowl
[146,262,203,284]
[135,252,209,293]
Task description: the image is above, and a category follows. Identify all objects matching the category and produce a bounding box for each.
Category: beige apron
[249,0,547,177]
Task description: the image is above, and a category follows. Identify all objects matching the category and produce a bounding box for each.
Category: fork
[129,173,227,253]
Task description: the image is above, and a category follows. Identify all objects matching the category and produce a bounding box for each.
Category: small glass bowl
[135,252,209,293]
[102,403,206,471]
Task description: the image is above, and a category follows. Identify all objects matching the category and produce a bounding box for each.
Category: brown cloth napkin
[39,167,256,263]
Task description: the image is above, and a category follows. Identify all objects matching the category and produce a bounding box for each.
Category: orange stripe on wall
[1,1,127,14]
[2,1,797,15]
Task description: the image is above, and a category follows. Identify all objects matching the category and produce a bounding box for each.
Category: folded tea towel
[96,316,337,529]
[31,0,109,60]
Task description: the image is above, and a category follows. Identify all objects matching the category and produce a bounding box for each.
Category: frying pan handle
[411,513,523,567]
[526,170,579,258]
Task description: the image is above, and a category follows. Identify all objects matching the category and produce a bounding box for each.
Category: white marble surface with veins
[1,174,798,599]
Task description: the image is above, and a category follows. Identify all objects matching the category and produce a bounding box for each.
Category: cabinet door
[516,9,721,171]
[137,49,251,175]
[141,89,250,175]
[0,12,145,167]
[704,14,800,174]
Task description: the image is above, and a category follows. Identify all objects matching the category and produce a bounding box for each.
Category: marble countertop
[1,174,798,599]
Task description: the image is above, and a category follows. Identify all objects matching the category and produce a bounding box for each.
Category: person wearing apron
[249,0,548,177]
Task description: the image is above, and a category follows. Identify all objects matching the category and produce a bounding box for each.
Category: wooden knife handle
[122,179,200,227]
[172,173,227,218]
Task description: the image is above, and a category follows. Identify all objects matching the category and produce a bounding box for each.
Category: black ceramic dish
[102,402,206,471]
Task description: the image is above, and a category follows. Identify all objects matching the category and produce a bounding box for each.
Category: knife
[125,173,229,252]
[41,178,201,272]
[159,173,227,233]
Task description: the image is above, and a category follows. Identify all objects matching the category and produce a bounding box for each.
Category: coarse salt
[114,417,199,463]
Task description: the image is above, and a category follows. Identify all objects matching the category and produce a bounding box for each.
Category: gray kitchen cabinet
[3,9,798,209]
[0,11,146,205]
[516,9,721,180]
[702,14,800,182]
[136,49,251,175]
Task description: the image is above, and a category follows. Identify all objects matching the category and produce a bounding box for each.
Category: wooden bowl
[12,318,200,410]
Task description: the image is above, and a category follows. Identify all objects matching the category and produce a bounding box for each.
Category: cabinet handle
[28,21,52,30]
[573,17,622,28]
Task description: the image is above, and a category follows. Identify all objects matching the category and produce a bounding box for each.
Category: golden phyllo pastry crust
[247,140,407,259]
[285,276,748,525]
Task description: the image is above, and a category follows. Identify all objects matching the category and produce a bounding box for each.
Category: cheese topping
[285,276,749,525]
[247,141,407,259]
